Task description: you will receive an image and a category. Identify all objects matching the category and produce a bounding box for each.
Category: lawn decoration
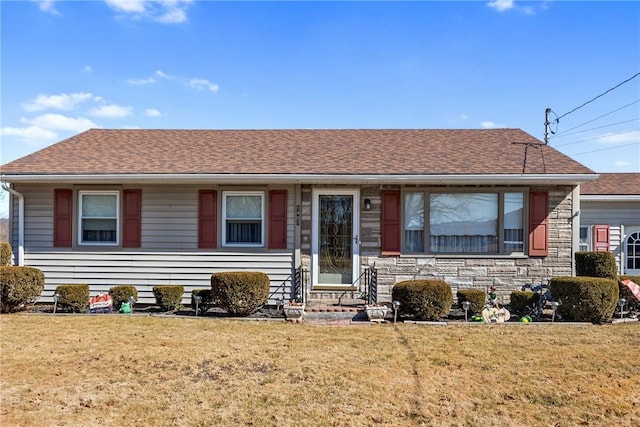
[89,293,113,314]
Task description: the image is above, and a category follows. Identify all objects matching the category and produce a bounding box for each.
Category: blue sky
[1,1,639,216]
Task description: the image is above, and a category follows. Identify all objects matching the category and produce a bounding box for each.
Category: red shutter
[593,224,610,252]
[528,191,549,257]
[54,189,73,247]
[198,190,217,249]
[381,191,401,255]
[268,190,287,249]
[122,189,142,248]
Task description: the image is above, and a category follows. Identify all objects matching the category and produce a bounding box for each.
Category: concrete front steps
[303,297,369,323]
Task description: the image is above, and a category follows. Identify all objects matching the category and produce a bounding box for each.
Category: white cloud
[487,0,515,12]
[481,121,506,129]
[38,1,60,15]
[89,104,133,118]
[104,0,192,24]
[189,78,219,92]
[1,126,58,145]
[84,65,93,73]
[614,160,631,167]
[21,92,94,112]
[156,70,171,79]
[596,130,640,144]
[145,108,162,117]
[22,114,98,132]
[127,77,156,85]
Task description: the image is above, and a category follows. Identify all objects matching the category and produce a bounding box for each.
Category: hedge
[392,279,453,321]
[55,284,90,313]
[575,251,617,279]
[550,276,618,323]
[152,285,184,311]
[210,271,270,316]
[109,285,138,310]
[0,242,12,266]
[509,290,539,316]
[0,266,45,313]
[456,289,486,315]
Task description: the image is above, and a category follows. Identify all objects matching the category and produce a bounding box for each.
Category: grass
[1,315,639,427]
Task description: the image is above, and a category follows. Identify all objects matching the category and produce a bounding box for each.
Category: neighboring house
[1,129,596,305]
[579,173,640,275]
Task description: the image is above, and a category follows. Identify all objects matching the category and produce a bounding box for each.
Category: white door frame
[623,226,640,275]
[311,188,360,288]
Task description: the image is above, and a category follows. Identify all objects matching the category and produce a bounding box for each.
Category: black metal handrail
[293,266,306,304]
[337,263,377,305]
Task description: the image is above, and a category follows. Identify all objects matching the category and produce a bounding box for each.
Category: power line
[552,118,639,139]
[555,72,640,122]
[570,141,639,156]
[554,129,639,148]
[553,99,640,136]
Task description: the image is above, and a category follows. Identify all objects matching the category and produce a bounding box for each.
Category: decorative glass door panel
[312,189,360,287]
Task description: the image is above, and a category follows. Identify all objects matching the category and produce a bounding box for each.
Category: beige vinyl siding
[26,250,294,305]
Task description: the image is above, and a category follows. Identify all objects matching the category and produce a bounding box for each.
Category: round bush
[575,251,617,279]
[211,271,270,316]
[0,266,45,313]
[456,289,486,315]
[550,276,618,323]
[392,279,453,321]
[109,285,138,310]
[152,285,184,311]
[509,290,539,316]
[191,288,216,314]
[56,284,90,313]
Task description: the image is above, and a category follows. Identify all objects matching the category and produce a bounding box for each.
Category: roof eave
[1,173,599,186]
[581,195,640,201]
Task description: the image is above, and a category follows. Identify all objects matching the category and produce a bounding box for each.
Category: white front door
[624,226,640,275]
[311,189,360,288]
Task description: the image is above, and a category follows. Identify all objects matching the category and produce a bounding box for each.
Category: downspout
[572,185,581,276]
[1,182,24,266]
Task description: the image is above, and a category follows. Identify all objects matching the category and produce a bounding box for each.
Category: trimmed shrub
[550,276,618,323]
[456,289,485,315]
[109,285,138,310]
[191,288,216,314]
[56,284,90,313]
[153,285,184,311]
[0,242,12,266]
[619,275,640,311]
[509,290,539,316]
[211,271,270,316]
[575,251,617,279]
[0,266,45,313]
[392,279,453,321]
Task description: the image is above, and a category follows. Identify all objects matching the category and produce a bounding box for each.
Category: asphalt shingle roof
[580,173,640,195]
[1,128,594,176]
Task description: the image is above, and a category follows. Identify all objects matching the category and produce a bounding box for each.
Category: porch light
[53,293,60,314]
[364,199,371,210]
[617,298,627,320]
[549,301,560,322]
[193,295,202,316]
[392,300,400,324]
[461,300,471,322]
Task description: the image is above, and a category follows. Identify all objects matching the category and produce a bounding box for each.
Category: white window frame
[222,191,265,247]
[78,191,120,246]
[579,225,592,251]
[401,188,527,255]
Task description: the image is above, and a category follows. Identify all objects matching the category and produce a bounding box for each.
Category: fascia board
[581,195,640,201]
[1,173,599,186]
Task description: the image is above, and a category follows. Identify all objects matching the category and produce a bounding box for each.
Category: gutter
[0,182,24,266]
[0,173,600,186]
[580,195,640,202]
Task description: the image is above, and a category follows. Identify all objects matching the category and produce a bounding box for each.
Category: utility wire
[553,99,640,136]
[570,141,639,156]
[552,118,639,139]
[554,72,640,122]
[554,129,639,148]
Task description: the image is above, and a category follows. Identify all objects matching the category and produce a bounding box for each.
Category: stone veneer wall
[300,184,575,304]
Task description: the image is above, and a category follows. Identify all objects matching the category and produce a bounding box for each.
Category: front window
[79,191,119,245]
[402,190,525,254]
[223,192,264,246]
[579,226,592,251]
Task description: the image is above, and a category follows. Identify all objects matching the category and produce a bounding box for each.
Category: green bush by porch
[550,276,618,323]
[0,242,12,266]
[55,284,90,313]
[575,251,618,279]
[152,285,184,311]
[456,289,485,315]
[392,279,453,321]
[109,285,138,310]
[210,271,269,316]
[0,266,45,313]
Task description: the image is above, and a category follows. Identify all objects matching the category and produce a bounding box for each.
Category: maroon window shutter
[593,224,610,252]
[198,190,217,249]
[122,189,142,248]
[528,192,549,257]
[381,191,401,255]
[54,189,73,247]
[268,190,287,249]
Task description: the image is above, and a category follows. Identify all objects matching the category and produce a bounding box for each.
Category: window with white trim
[403,190,525,254]
[579,226,592,251]
[79,191,119,245]
[222,192,264,247]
